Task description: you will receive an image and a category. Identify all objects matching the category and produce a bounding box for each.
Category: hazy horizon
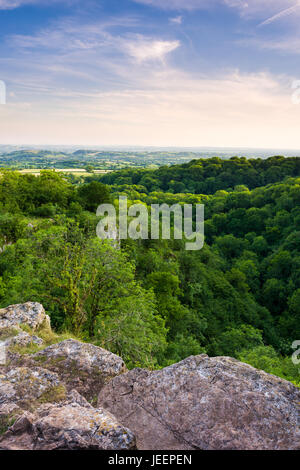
[1,144,300,159]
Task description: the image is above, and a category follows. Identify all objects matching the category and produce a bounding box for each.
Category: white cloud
[0,0,74,9]
[258,1,300,26]
[124,37,180,62]
[241,36,300,54]
[2,67,300,149]
[0,0,30,8]
[0,0,53,9]
[133,0,300,21]
[169,15,183,24]
[132,0,212,10]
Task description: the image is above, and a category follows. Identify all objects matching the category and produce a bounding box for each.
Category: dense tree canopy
[0,162,299,385]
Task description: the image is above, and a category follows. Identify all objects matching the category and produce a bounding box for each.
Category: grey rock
[5,332,43,351]
[98,355,300,450]
[29,339,126,400]
[0,302,50,332]
[0,401,136,450]
[0,367,64,407]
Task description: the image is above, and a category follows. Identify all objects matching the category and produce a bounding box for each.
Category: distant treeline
[98,156,300,194]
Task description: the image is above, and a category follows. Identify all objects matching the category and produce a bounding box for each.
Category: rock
[7,332,43,348]
[0,366,67,439]
[0,373,136,451]
[26,339,126,401]
[0,400,136,450]
[0,402,22,435]
[0,302,50,332]
[0,367,66,409]
[0,303,48,366]
[98,355,300,450]
[1,332,43,368]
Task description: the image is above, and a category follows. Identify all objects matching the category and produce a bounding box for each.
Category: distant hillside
[99,156,300,194]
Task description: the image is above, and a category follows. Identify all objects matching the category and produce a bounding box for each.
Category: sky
[0,0,300,148]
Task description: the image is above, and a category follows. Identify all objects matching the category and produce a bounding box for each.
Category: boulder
[0,400,136,450]
[0,366,136,450]
[27,339,126,401]
[98,355,300,450]
[0,302,50,332]
[5,331,43,348]
[0,367,66,409]
[0,303,48,367]
[0,366,67,438]
[0,332,44,367]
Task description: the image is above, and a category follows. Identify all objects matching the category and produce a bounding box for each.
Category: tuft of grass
[0,327,19,341]
[38,384,67,404]
[0,415,17,436]
[8,324,82,356]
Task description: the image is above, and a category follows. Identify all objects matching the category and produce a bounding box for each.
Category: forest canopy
[0,158,299,385]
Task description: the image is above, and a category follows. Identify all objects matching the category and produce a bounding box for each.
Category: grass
[0,416,17,436]
[0,327,19,341]
[38,384,67,404]
[9,324,82,356]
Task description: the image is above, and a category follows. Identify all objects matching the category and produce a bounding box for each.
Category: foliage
[0,160,299,383]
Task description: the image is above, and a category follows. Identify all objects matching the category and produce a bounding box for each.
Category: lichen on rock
[27,339,127,400]
[0,303,51,332]
[98,355,300,450]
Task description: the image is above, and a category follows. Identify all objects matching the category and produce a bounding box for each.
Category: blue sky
[0,0,300,148]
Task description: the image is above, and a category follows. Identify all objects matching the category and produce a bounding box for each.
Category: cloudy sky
[0,0,300,148]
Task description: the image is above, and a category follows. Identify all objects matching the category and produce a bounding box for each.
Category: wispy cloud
[0,0,33,8]
[0,0,70,9]
[258,1,300,26]
[133,0,300,22]
[2,68,298,148]
[132,0,212,11]
[169,16,183,24]
[124,37,180,62]
[240,36,300,55]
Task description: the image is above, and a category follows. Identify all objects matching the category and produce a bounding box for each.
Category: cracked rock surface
[0,391,135,450]
[98,355,300,450]
[11,339,127,401]
[1,302,299,451]
[0,367,136,450]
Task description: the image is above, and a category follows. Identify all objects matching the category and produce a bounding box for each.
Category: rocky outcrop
[0,367,65,408]
[0,366,67,443]
[0,303,50,332]
[98,355,300,450]
[1,302,299,451]
[0,303,48,366]
[0,367,135,450]
[0,303,134,450]
[12,339,127,401]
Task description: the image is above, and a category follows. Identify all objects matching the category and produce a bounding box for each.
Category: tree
[216,325,264,356]
[77,181,111,212]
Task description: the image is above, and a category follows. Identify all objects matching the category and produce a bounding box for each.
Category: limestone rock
[0,302,50,332]
[98,355,300,450]
[28,339,127,400]
[4,332,43,351]
[0,367,65,409]
[0,365,135,451]
[0,303,48,366]
[0,400,136,450]
[0,366,67,438]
